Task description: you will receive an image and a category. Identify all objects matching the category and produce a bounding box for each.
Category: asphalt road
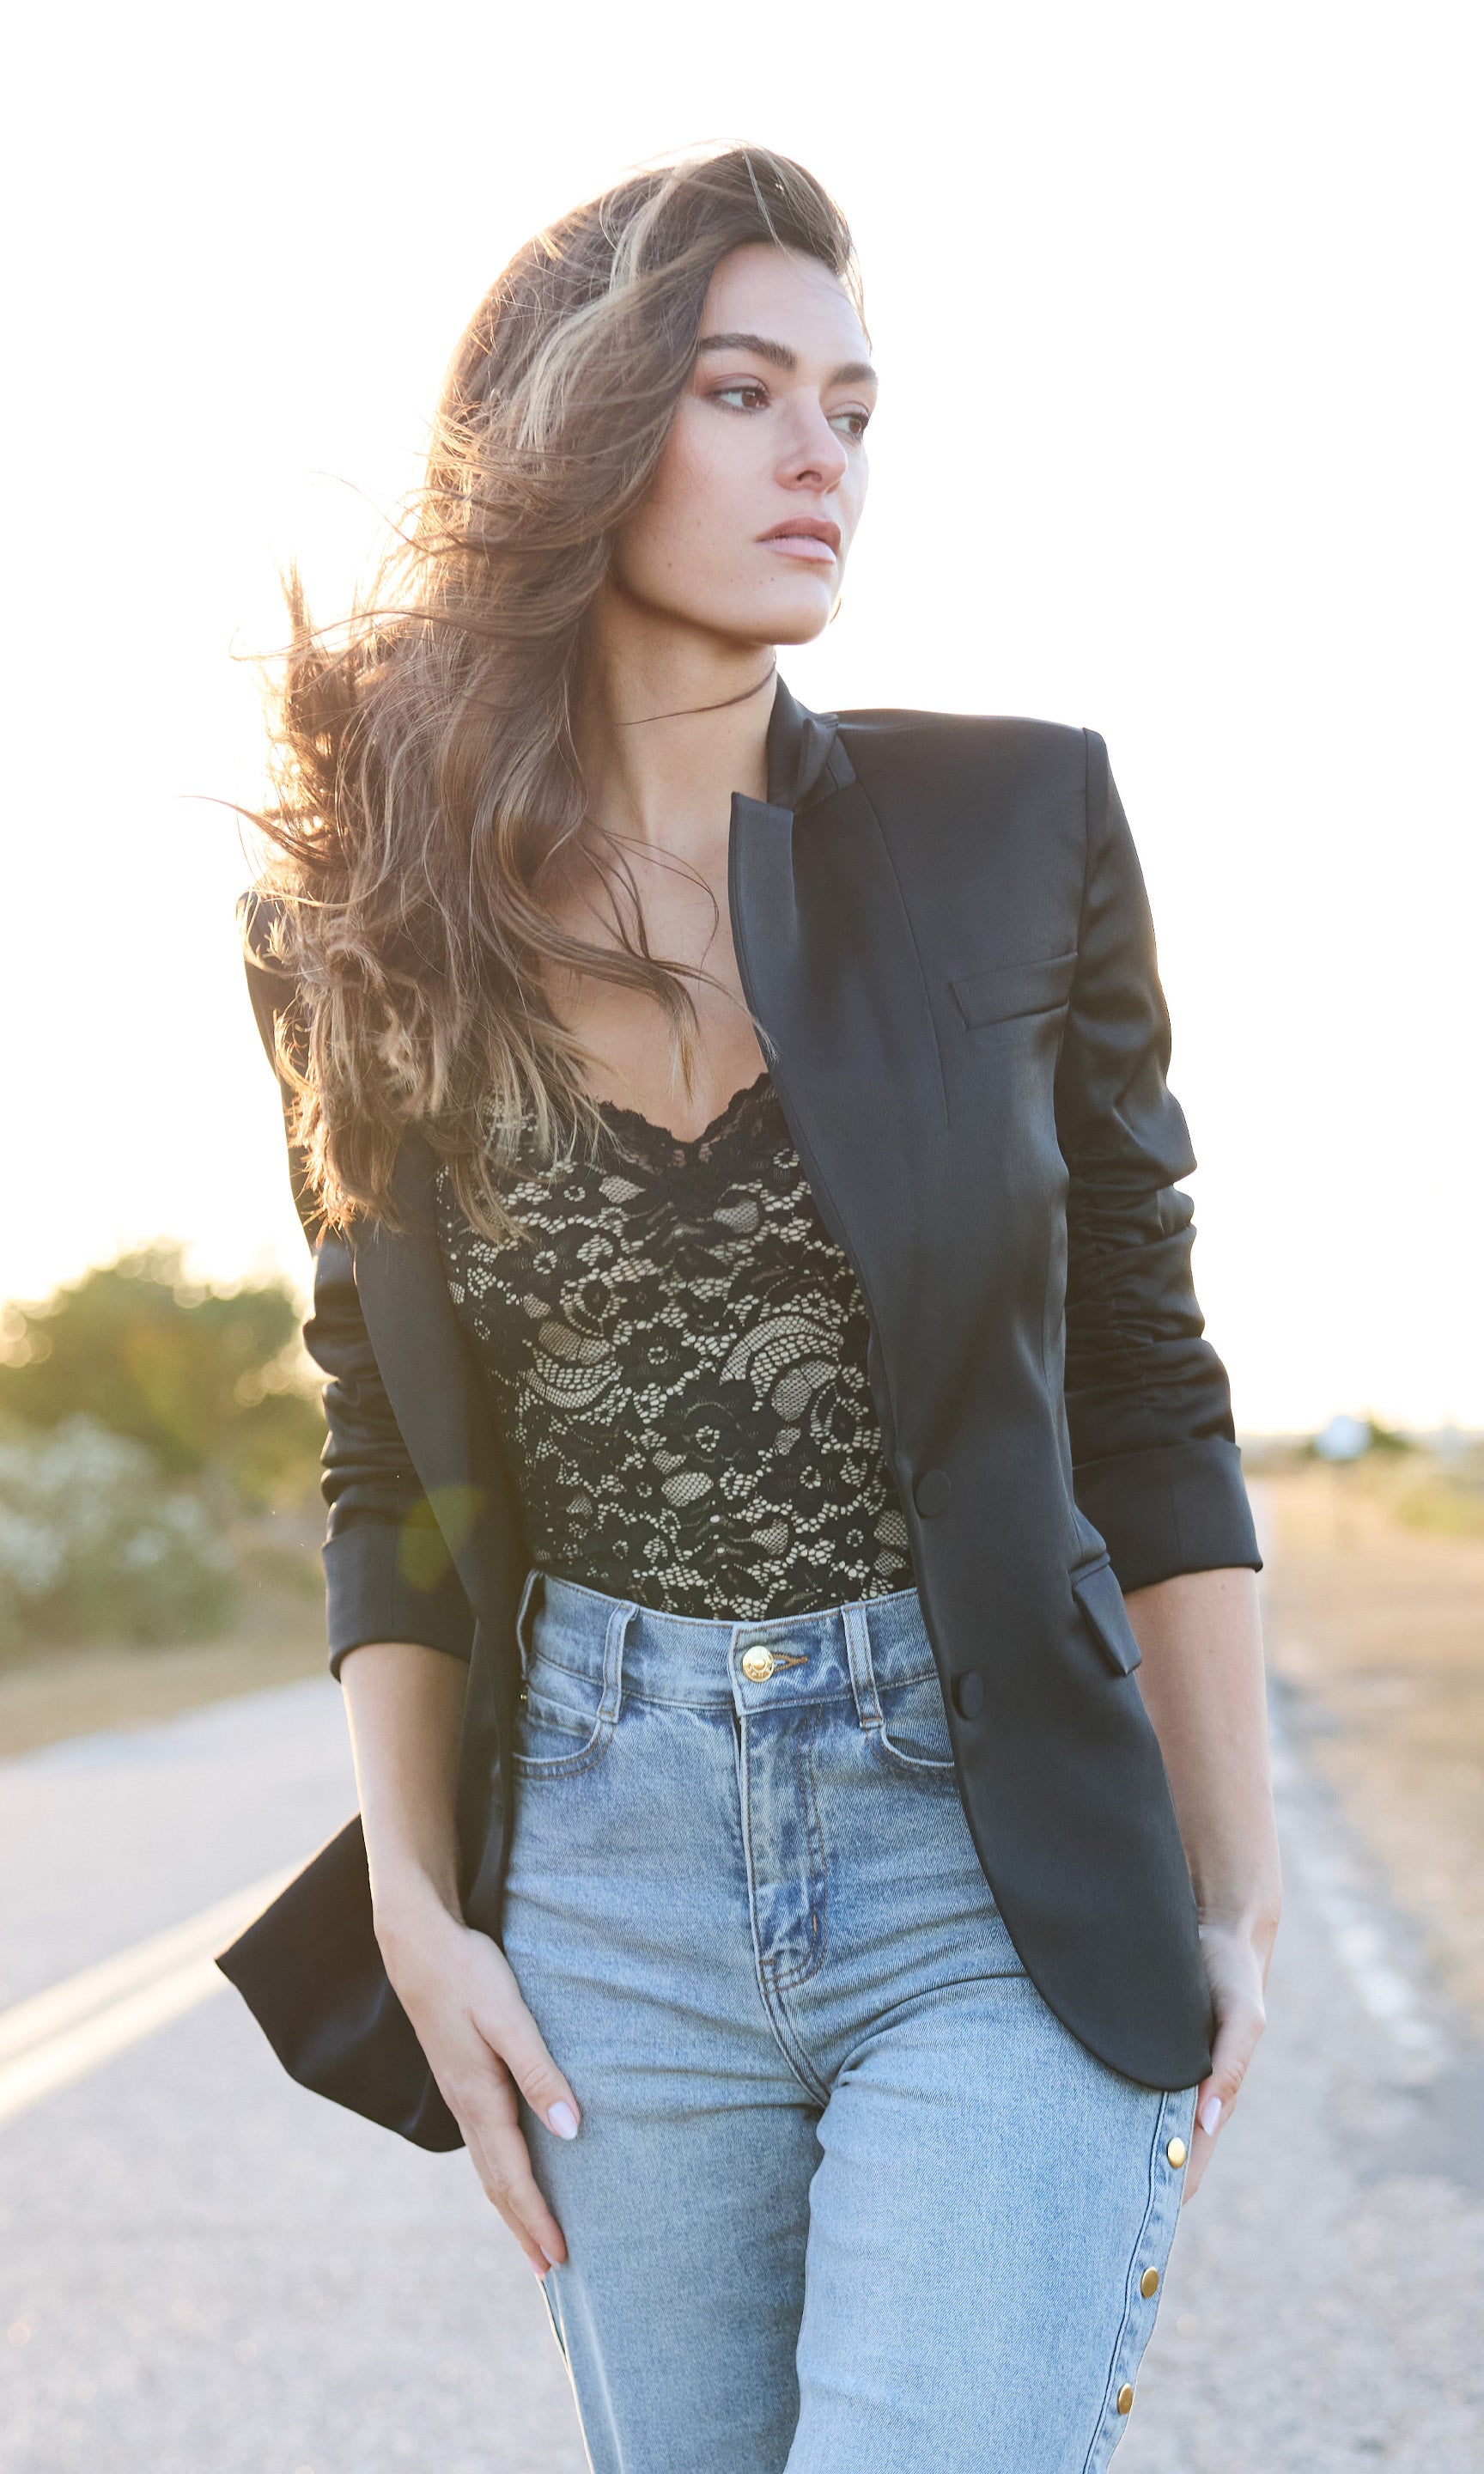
[1,1668,1481,2474]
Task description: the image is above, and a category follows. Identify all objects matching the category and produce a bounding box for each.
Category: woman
[236,147,1280,2474]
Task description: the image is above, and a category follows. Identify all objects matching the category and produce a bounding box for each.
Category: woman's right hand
[377,1892,581,2276]
[338,1642,581,2277]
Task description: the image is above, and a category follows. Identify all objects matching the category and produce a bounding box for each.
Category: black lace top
[435,1076,912,1621]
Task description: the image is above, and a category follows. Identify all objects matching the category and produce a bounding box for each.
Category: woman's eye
[830,409,871,441]
[714,384,769,411]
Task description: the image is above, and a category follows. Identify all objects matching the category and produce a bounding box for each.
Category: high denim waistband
[518,1568,934,1717]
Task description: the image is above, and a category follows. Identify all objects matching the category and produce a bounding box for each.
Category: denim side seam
[1075,2085,1193,2474]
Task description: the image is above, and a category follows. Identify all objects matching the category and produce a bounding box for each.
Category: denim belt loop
[514,1565,544,1679]
[842,1600,882,1732]
[600,1597,636,1727]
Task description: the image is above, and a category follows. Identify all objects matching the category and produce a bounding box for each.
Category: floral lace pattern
[436,1076,912,1620]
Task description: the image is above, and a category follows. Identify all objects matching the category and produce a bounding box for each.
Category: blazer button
[952,1672,984,1721]
[914,1468,952,1519]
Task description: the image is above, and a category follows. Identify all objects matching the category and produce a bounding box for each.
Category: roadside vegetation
[0,1251,324,1654]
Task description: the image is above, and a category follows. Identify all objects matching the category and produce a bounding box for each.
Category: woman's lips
[759,519,841,564]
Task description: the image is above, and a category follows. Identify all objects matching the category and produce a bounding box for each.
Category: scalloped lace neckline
[594,1070,774,1156]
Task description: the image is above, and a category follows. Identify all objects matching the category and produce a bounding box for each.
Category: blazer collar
[765,674,855,813]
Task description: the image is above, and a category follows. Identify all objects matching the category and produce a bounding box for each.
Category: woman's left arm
[1055,734,1279,2180]
[1123,1564,1281,2201]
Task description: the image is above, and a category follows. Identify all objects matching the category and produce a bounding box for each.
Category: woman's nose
[779,400,848,491]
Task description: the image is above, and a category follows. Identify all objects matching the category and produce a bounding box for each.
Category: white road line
[0,1868,294,2128]
[1268,1699,1445,2081]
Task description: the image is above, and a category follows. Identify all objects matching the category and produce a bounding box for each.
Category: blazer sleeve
[1054,737,1262,1592]
[240,895,477,1674]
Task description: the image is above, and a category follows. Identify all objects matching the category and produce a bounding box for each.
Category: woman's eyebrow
[696,332,878,388]
[697,331,796,369]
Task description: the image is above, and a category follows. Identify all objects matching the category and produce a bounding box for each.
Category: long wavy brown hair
[249,146,859,1236]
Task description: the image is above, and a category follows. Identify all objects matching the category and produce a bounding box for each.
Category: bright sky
[3,1,1479,1434]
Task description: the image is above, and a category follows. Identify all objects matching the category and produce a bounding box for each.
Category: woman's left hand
[1183,1916,1274,2203]
[1122,1567,1282,2209]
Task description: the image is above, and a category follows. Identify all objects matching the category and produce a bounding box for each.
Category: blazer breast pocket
[952,948,1078,1029]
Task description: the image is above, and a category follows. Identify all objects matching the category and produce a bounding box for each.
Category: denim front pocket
[514,1651,617,1777]
[873,1667,958,1782]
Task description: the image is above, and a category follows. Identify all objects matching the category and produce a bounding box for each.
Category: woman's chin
[757,588,838,649]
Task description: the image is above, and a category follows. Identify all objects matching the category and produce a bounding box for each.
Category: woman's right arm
[306,1225,585,2274]
[339,1640,581,2278]
[239,904,581,2273]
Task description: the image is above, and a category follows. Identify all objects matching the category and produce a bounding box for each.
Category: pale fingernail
[548,2099,579,2140]
[1199,2094,1223,2136]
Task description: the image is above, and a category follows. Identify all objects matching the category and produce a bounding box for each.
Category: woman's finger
[1205,1990,1265,2116]
[393,1926,580,2270]
[477,1986,582,2145]
[466,2124,569,2274]
[1182,1992,1265,2203]
[451,2067,570,2273]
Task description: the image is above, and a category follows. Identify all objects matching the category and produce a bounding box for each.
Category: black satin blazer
[222,681,1259,2134]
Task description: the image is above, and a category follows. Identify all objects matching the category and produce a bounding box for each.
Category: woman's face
[611,243,876,649]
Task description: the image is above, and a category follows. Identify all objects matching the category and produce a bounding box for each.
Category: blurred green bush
[0,1251,325,1650]
[0,1248,323,1508]
[0,1417,235,1651]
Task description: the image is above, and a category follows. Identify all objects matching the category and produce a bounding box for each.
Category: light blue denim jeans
[502,1572,1197,2474]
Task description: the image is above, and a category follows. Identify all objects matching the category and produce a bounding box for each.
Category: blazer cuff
[324,1524,477,1678]
[1073,1439,1262,1594]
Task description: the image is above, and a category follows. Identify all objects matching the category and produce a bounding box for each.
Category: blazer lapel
[732,752,947,1195]
[732,687,953,1459]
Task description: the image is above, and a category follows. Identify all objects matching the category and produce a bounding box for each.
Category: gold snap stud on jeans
[740,1646,775,1682]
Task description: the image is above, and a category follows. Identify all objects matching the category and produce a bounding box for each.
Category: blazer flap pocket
[1072,1560,1142,1678]
[952,948,1077,1028]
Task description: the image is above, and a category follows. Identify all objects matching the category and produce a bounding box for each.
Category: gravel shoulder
[0,1593,325,1762]
[1256,1467,1484,2027]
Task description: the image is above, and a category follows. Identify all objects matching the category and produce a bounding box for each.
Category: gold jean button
[1165,2136,1188,2169]
[740,1646,775,1682]
[1140,2268,1159,2299]
[1116,2384,1135,2416]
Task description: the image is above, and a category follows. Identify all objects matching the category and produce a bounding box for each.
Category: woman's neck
[576,586,776,862]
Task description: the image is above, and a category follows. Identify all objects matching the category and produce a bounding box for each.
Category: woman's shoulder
[831,706,1101,819]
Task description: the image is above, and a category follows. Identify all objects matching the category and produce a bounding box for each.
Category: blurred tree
[0,1248,323,1508]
